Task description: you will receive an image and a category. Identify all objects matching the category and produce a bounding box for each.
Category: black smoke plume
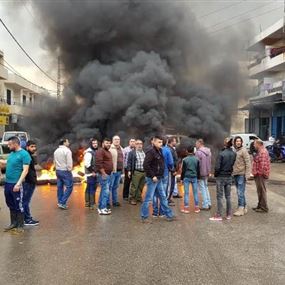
[22,0,249,160]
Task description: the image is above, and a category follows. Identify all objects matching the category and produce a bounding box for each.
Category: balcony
[0,64,8,80]
[249,52,285,79]
[5,73,45,94]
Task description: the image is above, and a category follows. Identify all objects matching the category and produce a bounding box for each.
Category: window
[6,89,11,105]
[22,95,26,106]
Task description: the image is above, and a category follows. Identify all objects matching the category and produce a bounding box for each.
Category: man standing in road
[167,137,180,202]
[252,139,270,213]
[210,138,236,221]
[109,135,124,207]
[84,138,98,210]
[232,136,251,217]
[1,136,31,233]
[195,139,212,210]
[95,138,113,215]
[122,138,136,200]
[54,138,73,210]
[23,140,39,226]
[141,135,175,223]
[127,139,146,205]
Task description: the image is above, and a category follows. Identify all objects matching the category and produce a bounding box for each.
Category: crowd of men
[0,132,271,233]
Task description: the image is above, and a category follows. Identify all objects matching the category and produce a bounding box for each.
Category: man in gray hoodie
[195,139,212,210]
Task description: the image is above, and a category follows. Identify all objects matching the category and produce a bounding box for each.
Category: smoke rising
[23,0,249,156]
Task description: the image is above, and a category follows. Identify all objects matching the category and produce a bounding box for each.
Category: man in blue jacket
[152,137,174,216]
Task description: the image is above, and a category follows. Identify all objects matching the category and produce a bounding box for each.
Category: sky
[0,0,284,93]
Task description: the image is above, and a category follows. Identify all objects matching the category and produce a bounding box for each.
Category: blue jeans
[234,175,246,207]
[22,182,36,221]
[56,170,73,206]
[183,177,199,207]
[153,175,168,216]
[108,171,121,204]
[98,174,111,210]
[141,177,173,219]
[199,178,211,208]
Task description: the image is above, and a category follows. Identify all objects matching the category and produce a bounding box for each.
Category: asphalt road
[0,178,284,285]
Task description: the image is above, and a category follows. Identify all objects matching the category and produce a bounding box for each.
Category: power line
[0,18,63,86]
[208,4,283,35]
[199,0,245,19]
[206,0,277,30]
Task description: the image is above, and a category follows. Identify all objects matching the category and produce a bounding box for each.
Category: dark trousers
[4,183,24,213]
[123,168,131,199]
[254,175,268,210]
[216,177,232,216]
[167,173,176,200]
[85,176,98,205]
[22,182,36,221]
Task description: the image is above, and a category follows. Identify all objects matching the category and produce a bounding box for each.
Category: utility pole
[57,56,61,100]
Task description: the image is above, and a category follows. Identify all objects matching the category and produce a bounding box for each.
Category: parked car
[1,131,30,146]
[230,133,261,150]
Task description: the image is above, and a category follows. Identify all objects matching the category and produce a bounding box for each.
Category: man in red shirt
[252,139,270,213]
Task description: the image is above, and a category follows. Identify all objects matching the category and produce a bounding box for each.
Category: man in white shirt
[54,138,73,209]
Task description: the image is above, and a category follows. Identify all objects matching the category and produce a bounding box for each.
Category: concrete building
[0,50,47,135]
[247,18,285,140]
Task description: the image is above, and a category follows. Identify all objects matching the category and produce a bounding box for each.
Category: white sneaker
[97,208,102,214]
[99,208,111,215]
[107,208,112,214]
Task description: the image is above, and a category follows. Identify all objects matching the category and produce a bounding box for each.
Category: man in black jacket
[140,136,174,223]
[22,140,39,226]
[210,137,236,221]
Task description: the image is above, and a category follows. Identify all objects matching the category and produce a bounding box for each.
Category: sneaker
[233,207,244,217]
[99,208,111,215]
[106,208,112,214]
[255,208,268,213]
[209,215,223,221]
[58,203,68,210]
[173,194,182,199]
[252,206,260,211]
[225,215,232,220]
[24,219,39,226]
[200,207,210,211]
[194,206,200,213]
[97,208,102,214]
[130,200,137,205]
[159,214,166,218]
[168,199,175,206]
[85,203,90,208]
[244,207,248,214]
[181,207,190,214]
[166,216,177,222]
[152,214,158,218]
[113,202,121,207]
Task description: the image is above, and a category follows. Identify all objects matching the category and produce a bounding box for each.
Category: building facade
[0,50,46,136]
[247,19,285,140]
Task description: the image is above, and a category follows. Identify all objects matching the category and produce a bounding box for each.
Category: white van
[230,133,260,150]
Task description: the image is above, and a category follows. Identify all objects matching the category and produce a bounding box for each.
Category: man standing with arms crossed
[96,138,113,215]
[54,138,73,210]
[141,136,175,223]
[1,136,31,233]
